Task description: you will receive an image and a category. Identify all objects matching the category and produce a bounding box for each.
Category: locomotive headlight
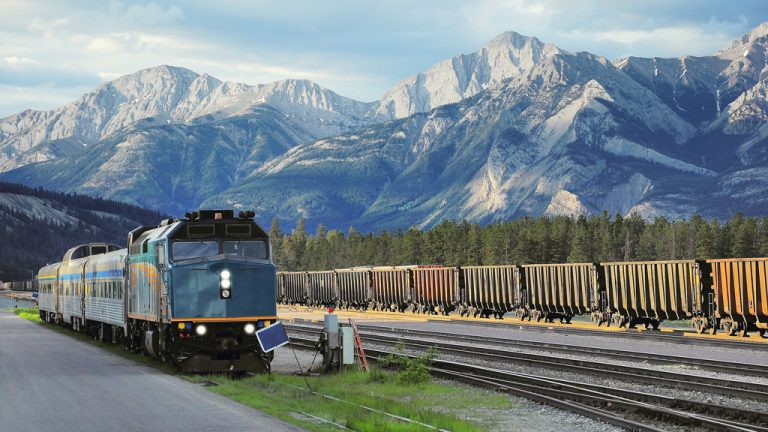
[220,270,231,280]
[244,323,256,334]
[220,288,231,299]
[195,324,207,336]
[220,279,232,289]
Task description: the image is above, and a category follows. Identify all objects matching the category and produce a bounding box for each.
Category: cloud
[0,58,102,87]
[0,84,96,118]
[0,0,765,117]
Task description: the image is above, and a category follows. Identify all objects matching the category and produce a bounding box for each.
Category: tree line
[0,182,168,281]
[269,212,768,271]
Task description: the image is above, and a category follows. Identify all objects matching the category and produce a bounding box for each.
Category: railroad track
[289,335,768,431]
[281,305,768,349]
[425,317,768,349]
[287,323,768,402]
[345,324,768,376]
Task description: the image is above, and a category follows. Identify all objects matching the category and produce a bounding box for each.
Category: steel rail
[421,317,768,350]
[289,337,759,431]
[288,321,768,377]
[283,306,768,349]
[288,325,768,402]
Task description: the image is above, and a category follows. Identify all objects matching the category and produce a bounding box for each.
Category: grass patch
[10,307,515,431]
[381,342,436,384]
[187,368,513,431]
[11,306,42,322]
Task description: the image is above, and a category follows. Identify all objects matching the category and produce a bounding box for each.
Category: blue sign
[255,321,290,353]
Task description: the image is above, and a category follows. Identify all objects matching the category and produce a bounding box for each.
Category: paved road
[0,310,304,432]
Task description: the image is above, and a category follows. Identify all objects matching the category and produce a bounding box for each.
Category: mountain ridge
[1,22,767,231]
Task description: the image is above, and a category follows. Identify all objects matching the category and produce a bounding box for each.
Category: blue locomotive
[37,210,278,372]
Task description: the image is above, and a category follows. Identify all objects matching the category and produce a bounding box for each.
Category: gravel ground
[280,343,623,432]
[358,329,768,388]
[431,378,623,432]
[361,320,768,366]
[271,345,322,374]
[362,340,768,426]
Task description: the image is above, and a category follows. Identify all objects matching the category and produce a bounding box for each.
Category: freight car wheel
[694,319,705,334]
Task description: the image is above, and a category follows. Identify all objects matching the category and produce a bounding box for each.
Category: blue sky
[0,0,764,118]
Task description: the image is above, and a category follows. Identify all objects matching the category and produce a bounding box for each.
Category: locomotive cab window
[172,241,219,261]
[91,245,107,255]
[223,240,267,259]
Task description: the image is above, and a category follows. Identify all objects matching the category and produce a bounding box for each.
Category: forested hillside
[0,182,167,281]
[270,212,768,271]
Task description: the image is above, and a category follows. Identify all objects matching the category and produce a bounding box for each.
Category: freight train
[36,210,278,372]
[277,259,768,338]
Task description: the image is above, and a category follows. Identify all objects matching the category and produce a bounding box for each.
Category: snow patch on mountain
[602,137,715,176]
[602,173,652,215]
[544,190,591,217]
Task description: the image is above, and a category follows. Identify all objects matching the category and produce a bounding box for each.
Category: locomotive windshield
[168,219,270,262]
[172,240,268,261]
[172,241,219,261]
[223,240,267,259]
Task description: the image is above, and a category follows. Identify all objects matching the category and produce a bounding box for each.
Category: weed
[381,343,436,385]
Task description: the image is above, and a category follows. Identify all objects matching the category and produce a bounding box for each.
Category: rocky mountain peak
[370,30,562,121]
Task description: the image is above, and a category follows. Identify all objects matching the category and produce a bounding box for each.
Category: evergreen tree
[568,216,593,263]
[732,217,759,258]
[467,222,483,265]
[269,217,283,268]
[760,218,768,257]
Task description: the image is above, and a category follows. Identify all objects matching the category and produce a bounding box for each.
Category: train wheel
[727,324,738,337]
[694,319,705,334]
[708,325,717,336]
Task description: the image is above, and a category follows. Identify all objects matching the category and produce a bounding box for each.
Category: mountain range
[1,22,767,231]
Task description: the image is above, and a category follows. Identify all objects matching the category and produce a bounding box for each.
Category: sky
[0,0,765,118]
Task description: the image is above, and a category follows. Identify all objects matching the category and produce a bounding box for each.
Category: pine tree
[760,218,768,257]
[467,222,483,265]
[269,217,283,268]
[732,218,758,258]
[568,216,593,263]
